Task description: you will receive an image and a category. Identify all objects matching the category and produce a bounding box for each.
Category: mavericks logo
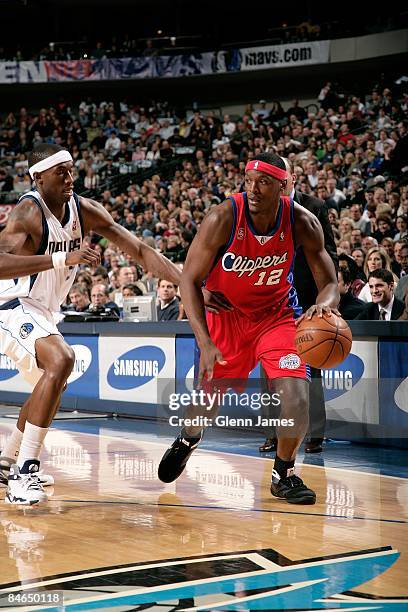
[19,323,34,339]
[6,546,402,610]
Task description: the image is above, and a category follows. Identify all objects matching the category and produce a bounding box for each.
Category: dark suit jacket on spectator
[292,190,338,311]
[157,298,179,321]
[355,298,405,320]
[339,291,366,320]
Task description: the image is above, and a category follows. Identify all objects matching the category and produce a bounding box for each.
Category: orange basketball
[295,312,352,369]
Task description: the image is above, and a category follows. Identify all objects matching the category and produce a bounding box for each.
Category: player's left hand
[295,304,342,326]
[202,289,233,314]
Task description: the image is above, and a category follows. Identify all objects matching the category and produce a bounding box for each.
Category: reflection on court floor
[0,421,407,611]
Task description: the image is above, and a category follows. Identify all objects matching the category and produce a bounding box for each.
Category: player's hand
[295,304,342,325]
[202,289,233,314]
[66,247,101,268]
[197,341,227,388]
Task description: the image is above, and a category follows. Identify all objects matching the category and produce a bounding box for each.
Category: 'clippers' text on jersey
[205,193,299,318]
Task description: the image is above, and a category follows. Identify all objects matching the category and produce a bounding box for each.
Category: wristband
[52,252,67,270]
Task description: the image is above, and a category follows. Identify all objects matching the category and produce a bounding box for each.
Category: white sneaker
[0,455,54,487]
[5,460,48,506]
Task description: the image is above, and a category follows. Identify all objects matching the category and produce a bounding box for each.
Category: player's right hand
[66,247,101,268]
[197,341,227,388]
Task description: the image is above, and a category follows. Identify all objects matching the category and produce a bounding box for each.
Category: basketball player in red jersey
[159,152,340,504]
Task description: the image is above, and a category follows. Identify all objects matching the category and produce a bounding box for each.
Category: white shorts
[0,298,62,387]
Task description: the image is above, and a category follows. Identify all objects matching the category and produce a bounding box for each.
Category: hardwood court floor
[0,419,407,611]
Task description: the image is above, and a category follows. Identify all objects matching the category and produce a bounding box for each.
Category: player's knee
[46,345,75,380]
[60,345,75,375]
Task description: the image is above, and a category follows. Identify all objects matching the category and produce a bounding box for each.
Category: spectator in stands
[358,247,397,302]
[361,236,378,254]
[338,268,366,319]
[0,168,13,192]
[92,266,110,287]
[122,283,144,297]
[156,279,180,321]
[90,283,120,317]
[395,243,408,302]
[394,215,408,241]
[349,203,371,235]
[66,284,91,312]
[372,214,396,243]
[356,269,405,320]
[380,237,401,276]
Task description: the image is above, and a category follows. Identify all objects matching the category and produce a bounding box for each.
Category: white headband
[29,150,73,179]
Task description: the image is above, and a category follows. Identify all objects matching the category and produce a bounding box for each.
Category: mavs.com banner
[0,41,330,84]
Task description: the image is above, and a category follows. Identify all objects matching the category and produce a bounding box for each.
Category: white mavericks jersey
[0,190,84,314]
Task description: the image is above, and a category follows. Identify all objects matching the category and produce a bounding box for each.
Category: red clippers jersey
[205,192,300,319]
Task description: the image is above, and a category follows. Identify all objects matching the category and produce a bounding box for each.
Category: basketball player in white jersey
[0,144,181,505]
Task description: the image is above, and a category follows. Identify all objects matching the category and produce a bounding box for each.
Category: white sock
[1,426,23,460]
[17,422,49,468]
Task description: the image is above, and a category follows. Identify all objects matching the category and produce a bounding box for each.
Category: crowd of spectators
[0,78,407,319]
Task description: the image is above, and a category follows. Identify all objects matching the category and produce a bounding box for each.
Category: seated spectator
[163,234,186,262]
[361,236,378,255]
[356,269,405,320]
[76,271,93,293]
[394,215,408,241]
[92,265,110,287]
[338,268,366,319]
[350,228,363,249]
[394,242,408,302]
[339,253,365,296]
[351,248,367,280]
[89,283,120,317]
[327,208,341,241]
[122,283,144,297]
[349,203,371,235]
[372,214,396,243]
[156,279,180,321]
[358,247,398,302]
[66,283,90,312]
[380,237,401,277]
[0,168,14,192]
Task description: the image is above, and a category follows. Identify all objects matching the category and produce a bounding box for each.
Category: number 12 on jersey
[254,269,283,286]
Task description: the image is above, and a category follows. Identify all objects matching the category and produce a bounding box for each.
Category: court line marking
[17,498,403,524]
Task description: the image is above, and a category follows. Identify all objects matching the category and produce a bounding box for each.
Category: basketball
[295,312,352,369]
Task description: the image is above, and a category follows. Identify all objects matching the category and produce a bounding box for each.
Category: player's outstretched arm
[180,202,233,383]
[80,197,181,285]
[294,204,340,324]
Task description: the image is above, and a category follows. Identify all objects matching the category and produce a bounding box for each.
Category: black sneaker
[158,433,202,483]
[270,469,316,505]
[259,438,277,453]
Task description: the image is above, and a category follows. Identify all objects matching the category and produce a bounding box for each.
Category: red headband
[245,160,287,181]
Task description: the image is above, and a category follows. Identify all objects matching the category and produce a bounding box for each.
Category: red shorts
[203,307,308,388]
